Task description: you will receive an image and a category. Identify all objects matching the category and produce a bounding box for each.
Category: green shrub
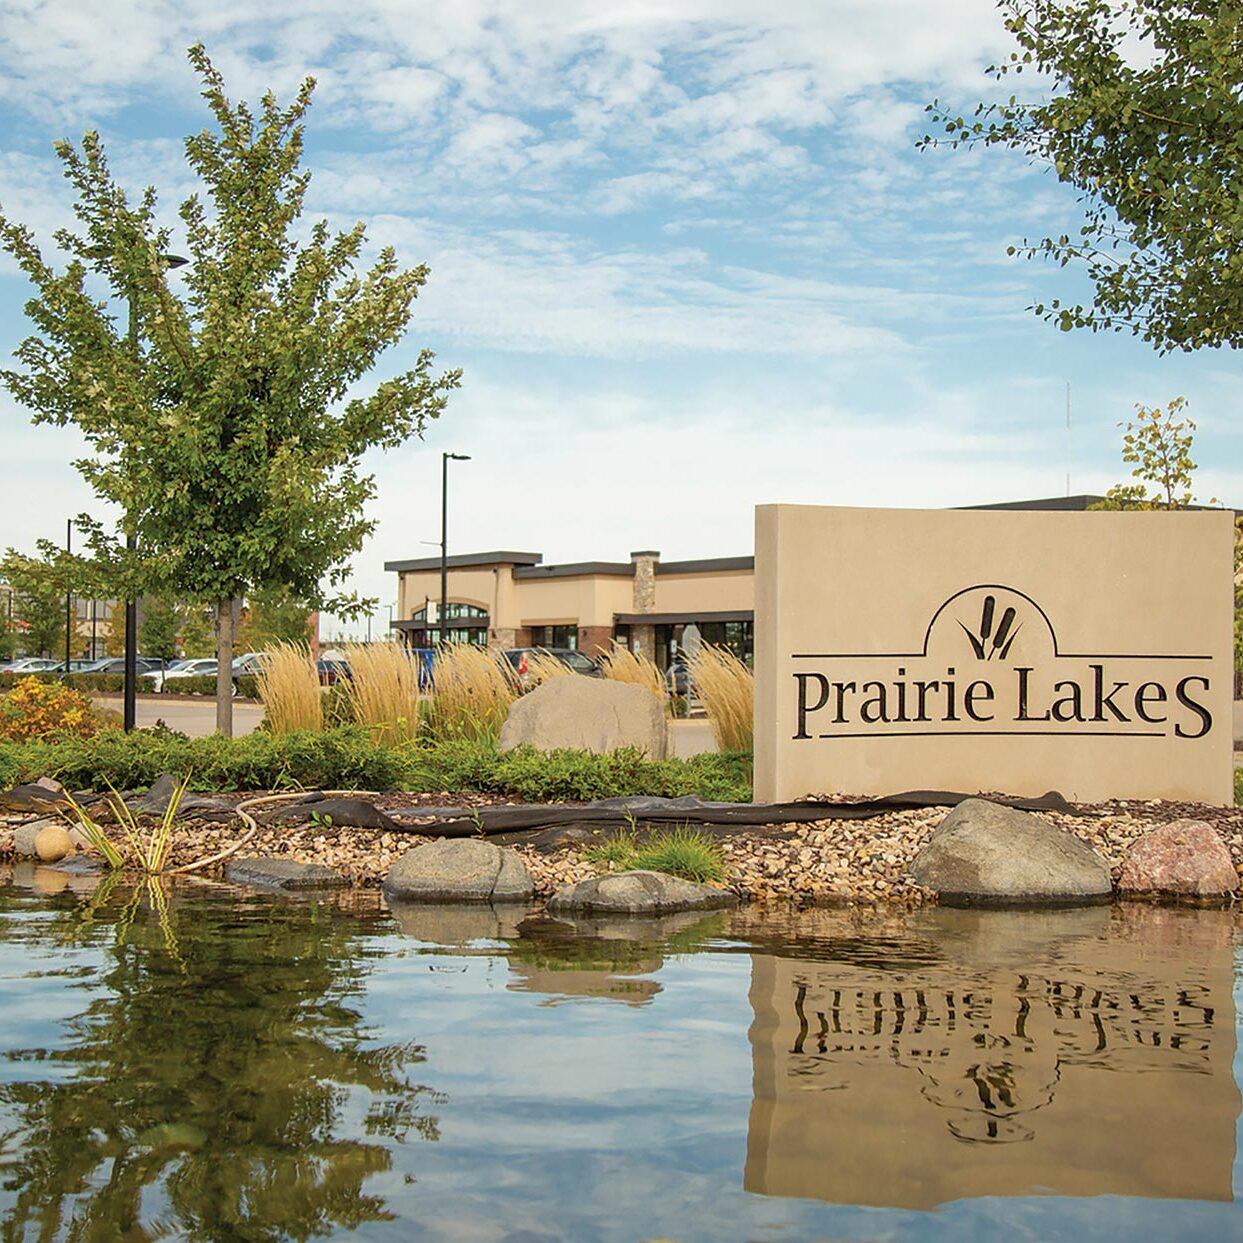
[159,674,259,699]
[0,672,152,694]
[0,728,753,801]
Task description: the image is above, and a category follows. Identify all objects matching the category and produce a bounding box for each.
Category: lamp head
[447,453,471,461]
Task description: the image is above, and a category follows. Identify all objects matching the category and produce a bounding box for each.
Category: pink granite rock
[1117,820,1238,899]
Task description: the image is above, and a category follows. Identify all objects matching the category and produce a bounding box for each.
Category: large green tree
[0,45,459,733]
[923,0,1243,352]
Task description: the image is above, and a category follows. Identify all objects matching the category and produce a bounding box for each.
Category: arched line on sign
[790,583,1211,661]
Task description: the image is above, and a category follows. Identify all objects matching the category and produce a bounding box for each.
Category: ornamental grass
[422,643,516,742]
[254,643,322,734]
[687,643,753,753]
[597,643,670,715]
[343,642,423,744]
[521,649,575,687]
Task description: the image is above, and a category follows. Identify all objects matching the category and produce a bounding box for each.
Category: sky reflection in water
[0,864,1239,1242]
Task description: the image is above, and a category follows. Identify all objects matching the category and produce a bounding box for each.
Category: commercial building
[385,548,753,669]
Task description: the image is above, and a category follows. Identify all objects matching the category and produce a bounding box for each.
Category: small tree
[1089,397,1211,511]
[0,45,459,733]
[0,547,81,659]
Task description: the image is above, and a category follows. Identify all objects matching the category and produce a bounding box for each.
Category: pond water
[0,864,1239,1242]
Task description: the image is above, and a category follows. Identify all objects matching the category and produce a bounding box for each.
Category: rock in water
[383,839,535,903]
[224,858,348,890]
[910,798,1111,906]
[498,677,668,758]
[33,824,73,863]
[547,870,737,915]
[1118,820,1238,901]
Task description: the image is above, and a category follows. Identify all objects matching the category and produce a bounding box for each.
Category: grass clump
[343,642,422,743]
[423,643,515,742]
[597,643,669,714]
[584,824,728,884]
[518,649,575,688]
[687,644,753,753]
[61,774,190,872]
[255,643,322,734]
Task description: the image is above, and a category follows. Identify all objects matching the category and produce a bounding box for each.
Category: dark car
[501,647,600,689]
[316,658,353,686]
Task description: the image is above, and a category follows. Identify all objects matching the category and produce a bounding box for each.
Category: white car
[2,658,60,674]
[155,658,220,692]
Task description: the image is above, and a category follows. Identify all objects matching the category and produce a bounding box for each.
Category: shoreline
[3,789,1241,905]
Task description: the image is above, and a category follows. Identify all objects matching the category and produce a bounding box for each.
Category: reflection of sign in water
[745,907,1239,1210]
[753,506,1234,802]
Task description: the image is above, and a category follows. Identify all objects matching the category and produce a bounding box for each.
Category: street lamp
[440,452,471,646]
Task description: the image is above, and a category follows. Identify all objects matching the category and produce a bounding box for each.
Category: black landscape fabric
[386,790,1078,837]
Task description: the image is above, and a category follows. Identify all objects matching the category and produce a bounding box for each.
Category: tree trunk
[215,596,234,737]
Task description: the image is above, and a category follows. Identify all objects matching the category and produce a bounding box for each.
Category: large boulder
[1118,820,1238,901]
[498,677,667,758]
[383,839,535,903]
[547,870,737,915]
[910,798,1111,907]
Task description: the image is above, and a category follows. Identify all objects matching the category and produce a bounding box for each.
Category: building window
[529,625,578,650]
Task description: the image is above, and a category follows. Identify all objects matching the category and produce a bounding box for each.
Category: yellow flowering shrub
[0,676,103,742]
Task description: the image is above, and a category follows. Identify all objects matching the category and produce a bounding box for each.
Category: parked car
[44,659,98,674]
[501,647,601,690]
[316,657,352,686]
[665,654,690,696]
[2,658,61,675]
[78,656,168,677]
[160,658,221,692]
[231,651,270,677]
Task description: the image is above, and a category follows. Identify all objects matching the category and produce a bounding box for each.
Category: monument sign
[753,505,1234,803]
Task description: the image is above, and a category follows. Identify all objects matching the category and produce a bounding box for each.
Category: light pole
[440,452,470,646]
[64,519,73,674]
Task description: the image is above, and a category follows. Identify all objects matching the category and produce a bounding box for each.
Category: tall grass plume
[597,643,670,715]
[424,643,516,742]
[255,643,323,734]
[344,642,422,743]
[687,644,753,753]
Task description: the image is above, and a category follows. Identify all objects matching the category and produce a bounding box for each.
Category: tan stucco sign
[754,505,1235,804]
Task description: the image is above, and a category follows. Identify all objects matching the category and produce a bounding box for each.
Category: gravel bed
[2,793,1240,904]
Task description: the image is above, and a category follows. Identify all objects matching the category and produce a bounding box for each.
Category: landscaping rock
[1117,820,1238,901]
[910,798,1111,906]
[547,870,737,915]
[498,677,668,758]
[13,818,61,858]
[0,785,70,814]
[224,857,349,891]
[34,824,73,863]
[383,839,535,903]
[131,774,234,820]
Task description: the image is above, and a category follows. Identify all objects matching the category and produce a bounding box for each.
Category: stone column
[629,550,660,662]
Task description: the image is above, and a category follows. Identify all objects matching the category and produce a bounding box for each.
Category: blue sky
[2,0,1240,638]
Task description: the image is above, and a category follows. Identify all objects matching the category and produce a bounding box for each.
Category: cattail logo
[959,594,1021,661]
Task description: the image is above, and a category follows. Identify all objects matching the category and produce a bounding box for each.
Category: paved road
[94,695,266,738]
